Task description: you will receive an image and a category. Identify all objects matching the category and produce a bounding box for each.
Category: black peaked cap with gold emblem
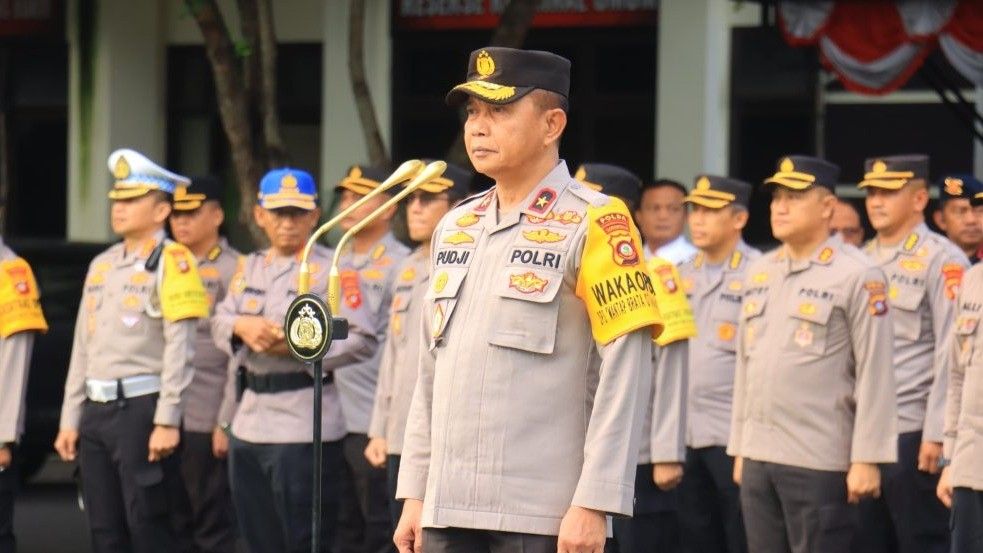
[573,163,641,209]
[764,155,840,191]
[937,173,982,205]
[686,175,752,209]
[416,160,473,202]
[446,47,571,107]
[336,165,393,196]
[174,175,224,211]
[858,154,928,190]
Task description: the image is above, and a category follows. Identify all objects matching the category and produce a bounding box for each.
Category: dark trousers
[385,454,402,529]
[228,436,342,553]
[337,433,394,553]
[78,395,181,553]
[172,431,237,553]
[422,527,557,553]
[679,446,747,553]
[853,430,949,553]
[0,445,17,553]
[741,459,857,553]
[608,463,680,553]
[951,487,983,553]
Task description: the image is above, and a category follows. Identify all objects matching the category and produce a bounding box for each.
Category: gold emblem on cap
[945,177,964,196]
[696,176,711,190]
[476,50,495,78]
[872,160,887,174]
[349,166,362,178]
[780,158,794,173]
[281,172,298,190]
[114,156,131,179]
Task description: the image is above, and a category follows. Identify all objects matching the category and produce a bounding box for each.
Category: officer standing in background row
[937,187,983,553]
[635,179,698,265]
[394,47,663,553]
[575,162,692,553]
[364,163,472,527]
[169,176,241,553]
[333,164,411,553]
[678,175,758,553]
[933,174,983,264]
[0,235,48,553]
[211,168,377,553]
[729,155,897,553]
[830,199,865,247]
[853,155,967,553]
[54,149,209,553]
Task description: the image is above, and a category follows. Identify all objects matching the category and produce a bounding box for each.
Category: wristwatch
[938,457,951,468]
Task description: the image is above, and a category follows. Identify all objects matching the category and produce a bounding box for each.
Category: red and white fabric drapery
[778,0,983,95]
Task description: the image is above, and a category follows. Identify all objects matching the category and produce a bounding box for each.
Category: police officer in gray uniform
[333,165,411,553]
[394,47,664,553]
[575,162,688,553]
[169,176,241,553]
[937,187,983,553]
[0,236,47,553]
[678,175,758,553]
[55,149,210,553]
[212,168,377,553]
[729,155,898,553]
[853,155,968,553]
[365,163,472,527]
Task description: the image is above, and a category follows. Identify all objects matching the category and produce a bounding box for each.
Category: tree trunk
[446,0,542,167]
[186,0,266,245]
[256,0,288,166]
[348,0,389,166]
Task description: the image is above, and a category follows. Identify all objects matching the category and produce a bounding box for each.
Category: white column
[67,0,167,242]
[655,0,731,184]
[320,0,392,203]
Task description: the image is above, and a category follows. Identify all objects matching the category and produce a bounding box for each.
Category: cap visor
[684,195,731,209]
[173,200,204,211]
[108,187,153,200]
[764,176,812,190]
[335,178,379,196]
[858,179,906,190]
[446,81,535,106]
[260,198,317,210]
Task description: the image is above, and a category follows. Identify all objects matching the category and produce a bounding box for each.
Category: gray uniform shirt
[637,340,686,465]
[397,162,658,536]
[368,248,429,454]
[728,235,898,471]
[679,242,761,448]
[60,232,200,429]
[0,239,38,443]
[336,232,411,434]
[864,223,969,442]
[943,264,983,491]
[211,244,376,443]
[183,238,241,434]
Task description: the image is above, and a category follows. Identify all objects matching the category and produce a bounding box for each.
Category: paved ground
[13,456,92,553]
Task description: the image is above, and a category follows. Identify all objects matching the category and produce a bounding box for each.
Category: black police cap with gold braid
[414,160,473,201]
[336,165,393,196]
[937,173,982,205]
[686,175,751,209]
[573,163,641,209]
[764,155,840,192]
[858,154,928,190]
[174,175,224,211]
[446,47,571,107]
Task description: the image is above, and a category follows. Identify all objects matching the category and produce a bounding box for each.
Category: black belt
[238,368,333,397]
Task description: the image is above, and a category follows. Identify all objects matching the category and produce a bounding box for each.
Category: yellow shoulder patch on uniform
[159,243,209,322]
[575,198,663,344]
[0,258,48,337]
[647,257,696,346]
